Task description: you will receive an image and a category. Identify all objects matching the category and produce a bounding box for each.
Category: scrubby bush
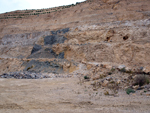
[76,2,80,5]
[111,68,115,72]
[126,88,135,95]
[84,76,89,79]
[133,75,149,86]
[120,67,126,72]
[104,90,109,95]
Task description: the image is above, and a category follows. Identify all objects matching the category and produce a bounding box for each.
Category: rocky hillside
[0,0,150,75]
[0,1,150,112]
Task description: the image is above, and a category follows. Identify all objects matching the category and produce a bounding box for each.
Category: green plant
[99,74,104,79]
[146,78,150,84]
[108,72,112,75]
[120,67,126,72]
[111,68,115,72]
[126,88,135,95]
[84,76,89,79]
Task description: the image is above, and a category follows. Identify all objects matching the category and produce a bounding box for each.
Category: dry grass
[133,75,149,86]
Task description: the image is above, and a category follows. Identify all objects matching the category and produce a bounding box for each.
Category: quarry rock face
[0,1,150,112]
[0,0,150,75]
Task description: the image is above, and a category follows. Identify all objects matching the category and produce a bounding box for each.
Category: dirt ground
[0,77,150,113]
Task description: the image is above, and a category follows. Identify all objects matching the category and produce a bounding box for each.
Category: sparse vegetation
[0,0,87,20]
[133,75,149,86]
[111,68,115,72]
[120,67,126,72]
[104,90,109,95]
[84,76,90,79]
[108,72,112,75]
[126,88,135,95]
[27,65,34,71]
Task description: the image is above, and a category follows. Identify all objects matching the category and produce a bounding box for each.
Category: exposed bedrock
[0,19,150,74]
[0,28,79,74]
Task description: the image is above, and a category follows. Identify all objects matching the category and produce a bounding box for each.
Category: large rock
[31,44,42,54]
[44,28,69,45]
[44,35,67,45]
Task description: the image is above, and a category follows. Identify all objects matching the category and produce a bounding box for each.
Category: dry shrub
[133,75,149,86]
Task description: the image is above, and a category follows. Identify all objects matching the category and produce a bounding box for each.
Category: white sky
[0,0,86,14]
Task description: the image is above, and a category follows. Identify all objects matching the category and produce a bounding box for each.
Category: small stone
[125,67,131,72]
[146,93,150,96]
[143,66,150,73]
[104,90,109,95]
[132,94,136,96]
[133,85,139,90]
[139,67,144,71]
[144,84,150,90]
[105,65,112,70]
[91,81,96,85]
[92,75,101,80]
[132,75,137,79]
[117,79,121,84]
[137,87,144,90]
[31,74,36,78]
[106,77,113,81]
[118,65,126,70]
[101,64,106,68]
[93,88,98,91]
[102,80,109,87]
[81,60,86,64]
[65,62,71,68]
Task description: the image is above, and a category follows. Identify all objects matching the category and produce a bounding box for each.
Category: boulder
[31,44,42,54]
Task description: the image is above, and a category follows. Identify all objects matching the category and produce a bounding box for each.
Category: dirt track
[0,78,150,113]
